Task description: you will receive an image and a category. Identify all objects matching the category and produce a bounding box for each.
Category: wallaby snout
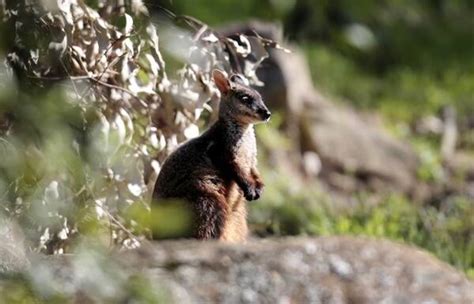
[258,107,271,121]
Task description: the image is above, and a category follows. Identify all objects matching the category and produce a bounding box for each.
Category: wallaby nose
[262,109,271,121]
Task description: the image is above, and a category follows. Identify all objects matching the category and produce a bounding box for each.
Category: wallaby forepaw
[243,185,263,201]
[253,187,262,200]
[243,189,255,201]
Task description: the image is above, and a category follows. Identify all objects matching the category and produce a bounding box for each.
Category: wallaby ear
[212,69,231,95]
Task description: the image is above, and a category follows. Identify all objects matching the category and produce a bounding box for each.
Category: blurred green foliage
[166,0,474,121]
[164,0,474,277]
[305,44,474,122]
[126,199,196,239]
[0,255,168,304]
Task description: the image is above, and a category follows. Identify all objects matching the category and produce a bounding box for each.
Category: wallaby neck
[213,118,254,144]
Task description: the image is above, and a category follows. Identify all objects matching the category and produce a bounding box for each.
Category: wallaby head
[213,70,271,125]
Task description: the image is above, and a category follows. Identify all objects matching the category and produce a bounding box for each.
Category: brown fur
[152,70,271,242]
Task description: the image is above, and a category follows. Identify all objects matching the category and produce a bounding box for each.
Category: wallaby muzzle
[258,108,271,121]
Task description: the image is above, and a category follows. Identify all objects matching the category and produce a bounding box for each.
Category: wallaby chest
[232,126,257,172]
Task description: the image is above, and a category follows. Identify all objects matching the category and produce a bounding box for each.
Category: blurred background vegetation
[0,0,473,301]
[162,0,474,121]
[154,0,474,277]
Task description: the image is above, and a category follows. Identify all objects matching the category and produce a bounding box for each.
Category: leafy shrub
[0,0,281,251]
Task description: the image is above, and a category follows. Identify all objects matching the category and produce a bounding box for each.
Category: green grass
[250,174,474,278]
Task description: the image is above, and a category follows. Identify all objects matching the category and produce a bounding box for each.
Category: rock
[447,152,474,182]
[266,47,419,194]
[300,98,419,193]
[0,219,29,274]
[36,237,474,303]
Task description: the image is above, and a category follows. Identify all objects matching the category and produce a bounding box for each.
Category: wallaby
[152,70,271,242]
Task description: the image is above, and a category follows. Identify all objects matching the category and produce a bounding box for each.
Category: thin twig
[82,167,141,247]
[99,204,140,245]
[78,36,130,100]
[193,24,208,42]
[27,75,91,81]
[91,78,149,107]
[441,106,457,161]
[27,74,149,106]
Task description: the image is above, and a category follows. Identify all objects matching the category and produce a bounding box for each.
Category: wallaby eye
[239,94,252,104]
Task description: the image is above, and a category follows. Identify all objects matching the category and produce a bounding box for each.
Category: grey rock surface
[267,47,419,195]
[117,237,474,303]
[5,236,473,303]
[0,219,29,274]
[300,98,419,194]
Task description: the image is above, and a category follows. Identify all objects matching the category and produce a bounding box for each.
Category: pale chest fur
[233,126,257,172]
[220,124,258,243]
